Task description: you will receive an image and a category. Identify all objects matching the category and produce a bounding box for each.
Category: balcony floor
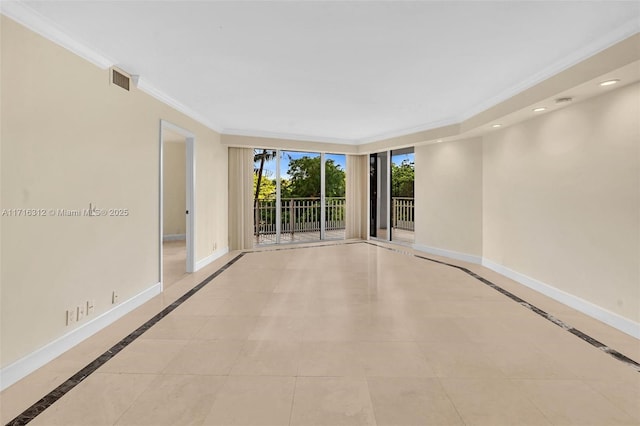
[255,229,345,246]
[3,242,639,426]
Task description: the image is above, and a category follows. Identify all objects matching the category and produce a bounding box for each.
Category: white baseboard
[482,258,640,339]
[163,234,186,241]
[412,243,482,265]
[0,282,162,391]
[195,246,229,271]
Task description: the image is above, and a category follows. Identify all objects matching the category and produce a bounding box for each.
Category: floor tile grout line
[363,240,640,373]
[6,239,639,425]
[5,253,246,426]
[288,376,298,426]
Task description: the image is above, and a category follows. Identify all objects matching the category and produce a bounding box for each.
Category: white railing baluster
[254,197,347,244]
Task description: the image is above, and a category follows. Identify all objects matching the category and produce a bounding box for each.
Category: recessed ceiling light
[532,107,546,112]
[555,97,573,104]
[492,124,502,128]
[599,79,620,87]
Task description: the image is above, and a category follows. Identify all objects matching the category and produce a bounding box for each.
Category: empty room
[1,1,639,425]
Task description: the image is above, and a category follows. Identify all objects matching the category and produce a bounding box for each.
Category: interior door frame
[159,120,196,289]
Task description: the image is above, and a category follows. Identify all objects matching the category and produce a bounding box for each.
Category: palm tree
[253,149,277,239]
[253,149,277,202]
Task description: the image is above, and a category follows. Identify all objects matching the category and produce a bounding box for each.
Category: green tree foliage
[286,156,345,198]
[254,149,277,201]
[253,174,276,199]
[391,159,414,197]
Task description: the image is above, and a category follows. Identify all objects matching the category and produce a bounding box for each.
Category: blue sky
[257,150,414,179]
[258,151,346,180]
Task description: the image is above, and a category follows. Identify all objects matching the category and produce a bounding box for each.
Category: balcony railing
[254,197,346,239]
[392,197,415,231]
[254,196,415,243]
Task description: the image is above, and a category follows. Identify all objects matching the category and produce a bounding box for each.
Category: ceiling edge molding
[460,33,640,134]
[136,79,223,133]
[355,117,460,145]
[456,17,640,123]
[0,0,114,69]
[222,129,356,146]
[355,123,461,154]
[0,1,223,135]
[4,0,637,150]
[221,134,360,155]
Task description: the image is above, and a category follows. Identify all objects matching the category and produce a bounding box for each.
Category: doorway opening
[160,120,195,289]
[369,151,389,240]
[390,148,415,244]
[369,148,415,244]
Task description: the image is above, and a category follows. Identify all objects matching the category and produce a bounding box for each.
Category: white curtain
[345,154,368,239]
[228,147,254,250]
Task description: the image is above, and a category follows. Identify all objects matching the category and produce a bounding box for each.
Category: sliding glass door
[253,149,345,247]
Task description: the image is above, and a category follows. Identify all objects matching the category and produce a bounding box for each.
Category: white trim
[457,18,640,123]
[4,0,638,147]
[481,258,640,339]
[0,1,115,69]
[195,246,230,271]
[275,151,282,244]
[385,151,391,242]
[0,2,222,134]
[356,117,459,145]
[222,128,354,146]
[138,80,222,133]
[320,153,326,240]
[160,120,196,282]
[163,234,186,241]
[412,243,482,265]
[185,135,196,273]
[0,282,161,391]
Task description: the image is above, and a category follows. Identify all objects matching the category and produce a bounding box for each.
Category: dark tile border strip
[364,241,640,373]
[7,239,640,425]
[6,253,245,426]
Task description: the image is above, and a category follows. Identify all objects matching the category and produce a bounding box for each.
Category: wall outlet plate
[87,300,95,315]
[76,305,85,321]
[66,308,76,325]
[112,291,119,304]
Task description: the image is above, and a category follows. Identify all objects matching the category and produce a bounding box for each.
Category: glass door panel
[390,148,415,244]
[281,151,321,243]
[253,149,278,246]
[325,153,346,240]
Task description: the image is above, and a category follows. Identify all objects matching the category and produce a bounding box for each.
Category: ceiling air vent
[110,67,131,91]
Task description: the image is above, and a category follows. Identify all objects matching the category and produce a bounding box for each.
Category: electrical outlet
[77,304,85,321]
[66,308,76,326]
[87,300,95,315]
[213,242,217,251]
[112,291,119,304]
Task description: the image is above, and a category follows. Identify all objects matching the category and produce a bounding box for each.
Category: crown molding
[137,78,222,133]
[4,0,638,148]
[1,1,223,134]
[0,0,115,69]
[355,117,460,145]
[222,128,356,145]
[457,18,640,123]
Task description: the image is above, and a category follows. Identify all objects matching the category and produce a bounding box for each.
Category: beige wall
[0,16,228,368]
[414,138,483,257]
[162,141,186,237]
[483,82,640,323]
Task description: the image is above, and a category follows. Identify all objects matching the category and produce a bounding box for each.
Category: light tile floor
[2,241,639,425]
[162,239,188,289]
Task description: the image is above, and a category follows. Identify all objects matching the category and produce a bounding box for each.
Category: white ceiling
[8,1,640,144]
